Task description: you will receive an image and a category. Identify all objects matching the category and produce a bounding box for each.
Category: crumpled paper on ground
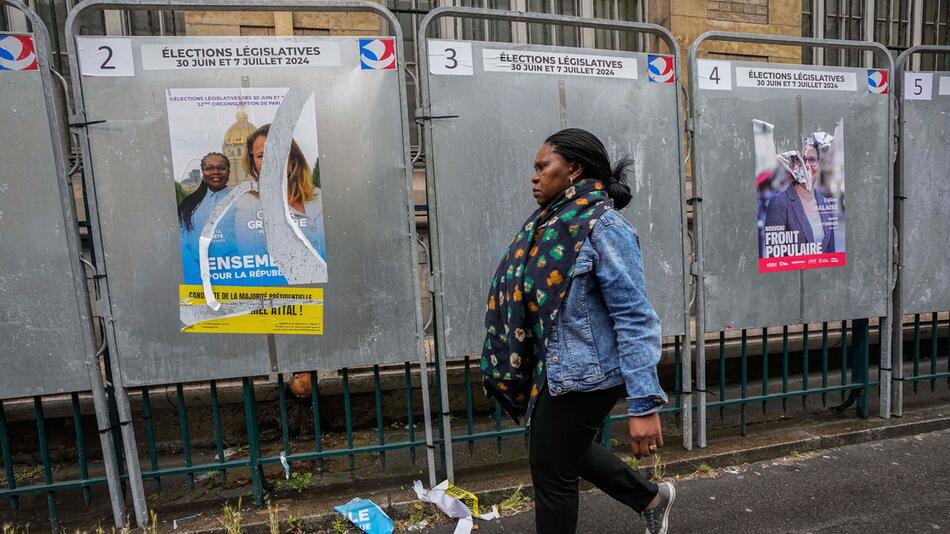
[413,480,499,534]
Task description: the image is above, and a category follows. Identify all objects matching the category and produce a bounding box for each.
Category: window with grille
[921,0,950,69]
[804,0,949,68]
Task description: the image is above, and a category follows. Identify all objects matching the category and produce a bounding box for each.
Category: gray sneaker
[643,481,675,534]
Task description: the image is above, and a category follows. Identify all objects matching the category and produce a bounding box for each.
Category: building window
[921,0,950,69]
[823,0,867,66]
[805,0,950,68]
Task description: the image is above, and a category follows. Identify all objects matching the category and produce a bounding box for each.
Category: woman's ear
[569,163,583,183]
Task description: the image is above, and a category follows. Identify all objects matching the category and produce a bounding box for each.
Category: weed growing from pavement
[266,503,281,534]
[218,497,243,534]
[286,514,305,534]
[407,503,426,524]
[499,485,532,513]
[696,463,714,475]
[330,515,352,534]
[650,455,666,482]
[148,510,159,534]
[627,456,641,470]
[395,502,433,531]
[290,471,313,493]
[790,450,802,459]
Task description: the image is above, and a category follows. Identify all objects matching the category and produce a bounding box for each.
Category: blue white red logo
[0,35,38,72]
[359,38,396,70]
[867,69,888,94]
[647,55,674,84]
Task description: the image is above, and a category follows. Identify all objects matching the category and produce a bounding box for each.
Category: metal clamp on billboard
[892,45,950,417]
[688,32,894,446]
[66,0,436,525]
[419,6,694,478]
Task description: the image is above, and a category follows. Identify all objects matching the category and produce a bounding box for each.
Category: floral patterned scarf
[481,179,610,422]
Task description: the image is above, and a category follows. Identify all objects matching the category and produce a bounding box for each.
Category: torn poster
[167,83,328,333]
[753,118,846,273]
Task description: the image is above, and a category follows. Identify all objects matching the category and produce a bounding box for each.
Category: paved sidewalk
[423,428,950,534]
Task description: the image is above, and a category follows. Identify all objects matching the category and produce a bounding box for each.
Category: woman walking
[481,128,674,534]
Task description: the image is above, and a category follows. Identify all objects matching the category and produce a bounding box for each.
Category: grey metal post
[65,0,438,522]
[909,0,923,71]
[688,31,896,444]
[418,6,695,475]
[891,45,950,418]
[1,0,127,526]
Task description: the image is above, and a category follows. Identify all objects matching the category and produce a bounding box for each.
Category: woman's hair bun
[606,181,632,210]
[607,157,633,210]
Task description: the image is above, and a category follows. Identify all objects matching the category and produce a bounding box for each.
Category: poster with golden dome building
[166,84,327,334]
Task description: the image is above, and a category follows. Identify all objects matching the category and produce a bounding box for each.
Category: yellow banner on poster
[179,285,324,335]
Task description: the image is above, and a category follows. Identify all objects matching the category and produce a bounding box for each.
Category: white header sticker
[78,37,134,77]
[904,72,933,100]
[428,40,474,76]
[482,48,637,79]
[938,76,950,96]
[141,40,341,71]
[697,59,732,90]
[735,66,856,92]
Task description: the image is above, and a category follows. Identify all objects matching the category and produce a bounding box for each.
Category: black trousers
[529,384,658,534]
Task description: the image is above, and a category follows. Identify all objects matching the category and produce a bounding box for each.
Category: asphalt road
[422,428,950,534]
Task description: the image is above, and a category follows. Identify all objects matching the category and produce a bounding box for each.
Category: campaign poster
[167,86,327,333]
[754,118,846,273]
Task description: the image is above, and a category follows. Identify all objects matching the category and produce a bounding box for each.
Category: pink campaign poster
[753,119,847,273]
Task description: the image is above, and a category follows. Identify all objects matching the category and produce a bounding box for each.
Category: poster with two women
[167,86,327,333]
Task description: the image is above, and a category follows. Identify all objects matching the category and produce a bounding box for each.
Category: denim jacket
[546,208,667,416]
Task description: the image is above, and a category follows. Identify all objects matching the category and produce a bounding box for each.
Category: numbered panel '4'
[697,59,733,91]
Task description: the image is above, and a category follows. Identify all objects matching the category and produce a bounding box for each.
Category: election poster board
[423,38,690,357]
[898,69,950,315]
[693,58,890,330]
[74,35,421,383]
[1,32,98,397]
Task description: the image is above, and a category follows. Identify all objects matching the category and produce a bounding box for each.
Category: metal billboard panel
[898,71,950,315]
[425,40,689,357]
[78,36,420,385]
[692,60,890,331]
[0,32,94,398]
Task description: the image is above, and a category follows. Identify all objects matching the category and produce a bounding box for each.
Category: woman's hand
[628,412,663,459]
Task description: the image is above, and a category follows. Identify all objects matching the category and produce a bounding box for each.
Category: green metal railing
[132,364,432,510]
[0,393,112,532]
[903,313,950,390]
[448,337,686,455]
[0,362,433,528]
[3,321,948,529]
[705,319,874,438]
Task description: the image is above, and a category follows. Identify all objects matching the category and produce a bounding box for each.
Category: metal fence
[892,45,950,415]
[687,31,895,446]
[0,0,125,527]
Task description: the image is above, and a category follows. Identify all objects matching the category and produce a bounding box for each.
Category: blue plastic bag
[334,498,394,534]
